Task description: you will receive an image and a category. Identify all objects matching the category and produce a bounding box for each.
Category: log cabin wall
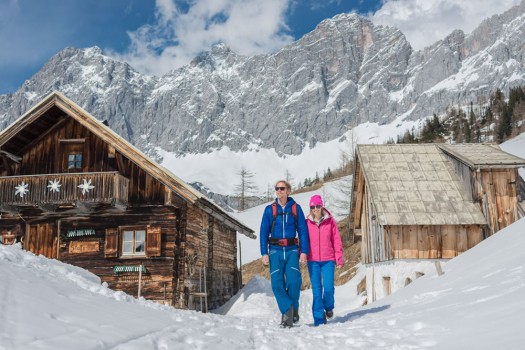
[360,182,385,264]
[182,205,210,310]
[473,169,519,235]
[380,224,483,263]
[350,156,365,243]
[208,221,238,309]
[56,206,179,305]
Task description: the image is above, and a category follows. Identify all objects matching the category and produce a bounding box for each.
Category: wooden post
[56,220,61,260]
[434,261,444,276]
[238,239,243,288]
[138,265,142,298]
[204,266,208,313]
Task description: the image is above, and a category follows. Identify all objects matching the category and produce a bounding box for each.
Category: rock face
[1,2,525,159]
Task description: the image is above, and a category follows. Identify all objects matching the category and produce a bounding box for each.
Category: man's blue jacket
[259,197,309,256]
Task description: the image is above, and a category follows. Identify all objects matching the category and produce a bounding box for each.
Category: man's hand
[299,253,307,265]
[261,255,269,266]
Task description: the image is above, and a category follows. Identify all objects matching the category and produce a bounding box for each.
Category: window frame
[120,226,147,257]
[59,139,85,173]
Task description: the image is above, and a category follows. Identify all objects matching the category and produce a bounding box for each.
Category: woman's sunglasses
[275,186,287,191]
[310,205,322,209]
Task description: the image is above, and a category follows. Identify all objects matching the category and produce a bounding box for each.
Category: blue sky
[0,0,521,94]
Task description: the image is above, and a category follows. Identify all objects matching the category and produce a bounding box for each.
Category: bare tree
[235,167,258,211]
[285,169,294,191]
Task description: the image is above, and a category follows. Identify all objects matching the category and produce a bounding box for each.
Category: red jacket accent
[306,208,344,266]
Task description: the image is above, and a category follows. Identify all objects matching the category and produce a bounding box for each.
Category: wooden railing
[0,172,129,207]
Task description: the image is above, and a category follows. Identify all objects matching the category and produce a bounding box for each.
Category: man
[260,180,309,327]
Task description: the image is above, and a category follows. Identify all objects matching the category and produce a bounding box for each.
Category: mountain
[1,2,525,190]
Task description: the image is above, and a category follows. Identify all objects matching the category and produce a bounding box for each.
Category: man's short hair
[275,179,292,191]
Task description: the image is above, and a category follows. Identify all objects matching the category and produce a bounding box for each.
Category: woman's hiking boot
[280,305,294,328]
[325,310,334,320]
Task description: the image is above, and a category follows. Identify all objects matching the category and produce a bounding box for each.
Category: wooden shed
[0,91,255,311]
[349,143,525,302]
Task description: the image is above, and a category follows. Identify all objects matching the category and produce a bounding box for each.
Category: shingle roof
[357,144,487,226]
[439,143,525,168]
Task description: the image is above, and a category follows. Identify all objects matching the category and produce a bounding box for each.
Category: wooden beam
[0,150,21,163]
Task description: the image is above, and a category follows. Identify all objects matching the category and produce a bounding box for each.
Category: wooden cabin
[0,91,255,311]
[349,144,525,302]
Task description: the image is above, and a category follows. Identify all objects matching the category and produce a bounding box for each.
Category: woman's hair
[274,179,292,190]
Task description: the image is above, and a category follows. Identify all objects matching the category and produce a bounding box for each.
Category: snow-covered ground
[2,216,525,349]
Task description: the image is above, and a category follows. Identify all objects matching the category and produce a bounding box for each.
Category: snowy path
[2,217,525,349]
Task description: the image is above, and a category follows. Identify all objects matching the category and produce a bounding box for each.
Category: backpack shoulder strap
[292,203,298,231]
[270,203,278,233]
[291,203,297,218]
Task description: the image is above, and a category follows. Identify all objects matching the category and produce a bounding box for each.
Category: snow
[158,117,421,196]
[2,215,525,349]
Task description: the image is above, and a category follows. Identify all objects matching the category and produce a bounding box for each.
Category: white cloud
[112,0,293,76]
[370,0,522,50]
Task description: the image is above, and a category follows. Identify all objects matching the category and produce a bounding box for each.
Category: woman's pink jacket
[306,208,344,266]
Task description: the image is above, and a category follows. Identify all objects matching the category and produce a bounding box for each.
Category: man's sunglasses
[275,186,287,191]
[310,205,322,209]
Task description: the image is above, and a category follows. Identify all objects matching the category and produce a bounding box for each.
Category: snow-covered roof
[356,144,486,226]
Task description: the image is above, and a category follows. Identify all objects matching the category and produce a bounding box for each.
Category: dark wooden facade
[0,91,254,311]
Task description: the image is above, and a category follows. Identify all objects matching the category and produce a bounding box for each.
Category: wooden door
[27,223,57,259]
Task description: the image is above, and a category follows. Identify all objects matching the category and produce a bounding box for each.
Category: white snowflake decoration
[78,179,95,195]
[15,181,29,198]
[47,179,62,193]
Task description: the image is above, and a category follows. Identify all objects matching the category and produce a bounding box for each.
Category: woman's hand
[261,255,269,266]
[299,253,307,265]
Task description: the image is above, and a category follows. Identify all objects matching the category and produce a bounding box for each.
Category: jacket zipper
[317,224,321,260]
[282,204,286,259]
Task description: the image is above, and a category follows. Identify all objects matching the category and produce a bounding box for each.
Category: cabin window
[105,226,161,258]
[67,153,83,169]
[60,139,85,172]
[122,229,146,256]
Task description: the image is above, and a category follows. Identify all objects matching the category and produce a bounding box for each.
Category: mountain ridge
[1,2,525,170]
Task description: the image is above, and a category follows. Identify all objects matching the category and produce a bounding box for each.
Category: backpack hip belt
[268,238,298,247]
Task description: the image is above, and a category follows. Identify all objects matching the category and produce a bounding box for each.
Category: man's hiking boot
[280,305,294,328]
[293,308,299,323]
[325,310,334,320]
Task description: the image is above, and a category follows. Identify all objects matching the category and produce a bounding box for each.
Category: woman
[306,194,344,326]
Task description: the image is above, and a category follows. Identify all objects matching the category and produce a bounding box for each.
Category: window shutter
[105,228,119,258]
[146,226,162,257]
